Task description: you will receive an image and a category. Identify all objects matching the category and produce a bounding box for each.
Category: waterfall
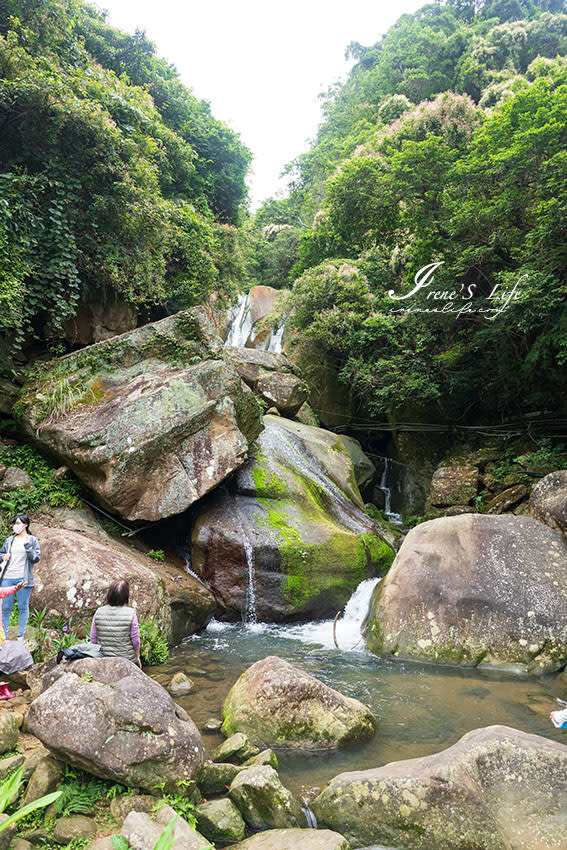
[228,497,258,624]
[266,321,284,353]
[379,457,403,525]
[225,294,253,348]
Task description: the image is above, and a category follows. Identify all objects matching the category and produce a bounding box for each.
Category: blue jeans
[1,578,32,637]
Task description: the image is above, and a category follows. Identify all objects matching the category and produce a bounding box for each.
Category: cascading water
[225,293,253,348]
[378,457,403,525]
[266,321,284,353]
[227,497,258,624]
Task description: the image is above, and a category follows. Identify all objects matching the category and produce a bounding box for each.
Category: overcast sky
[98,0,425,208]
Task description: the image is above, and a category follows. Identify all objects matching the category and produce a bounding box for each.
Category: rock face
[311,725,567,850]
[62,296,137,346]
[228,765,307,829]
[31,523,214,643]
[27,657,204,792]
[340,436,376,492]
[366,513,567,673]
[530,470,567,534]
[192,415,394,621]
[17,308,262,521]
[222,656,376,750]
[225,347,308,416]
[429,465,478,506]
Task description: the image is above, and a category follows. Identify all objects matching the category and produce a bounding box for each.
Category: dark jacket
[0,535,41,587]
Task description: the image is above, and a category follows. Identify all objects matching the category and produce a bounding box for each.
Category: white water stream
[225,292,284,353]
[378,456,403,525]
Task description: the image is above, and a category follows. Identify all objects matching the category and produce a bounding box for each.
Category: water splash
[379,457,403,525]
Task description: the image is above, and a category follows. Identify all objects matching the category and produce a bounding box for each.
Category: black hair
[106,579,130,606]
[14,514,30,532]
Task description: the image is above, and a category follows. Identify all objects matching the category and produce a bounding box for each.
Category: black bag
[56,642,103,664]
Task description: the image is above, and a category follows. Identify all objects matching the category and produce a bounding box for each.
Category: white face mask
[13,523,24,534]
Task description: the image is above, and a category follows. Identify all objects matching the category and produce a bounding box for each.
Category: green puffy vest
[94,604,137,662]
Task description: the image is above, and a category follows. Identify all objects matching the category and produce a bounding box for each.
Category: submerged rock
[228,765,307,830]
[192,415,394,621]
[222,656,376,750]
[30,523,214,643]
[530,470,567,534]
[16,308,262,522]
[367,513,567,672]
[27,657,204,792]
[311,725,567,850]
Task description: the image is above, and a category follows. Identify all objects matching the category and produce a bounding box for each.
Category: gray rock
[196,760,245,796]
[121,807,209,850]
[20,747,50,782]
[1,467,34,491]
[213,733,259,764]
[312,725,567,850]
[222,657,376,750]
[0,812,16,850]
[10,838,33,850]
[154,804,210,849]
[22,755,63,805]
[196,797,246,845]
[0,712,19,754]
[27,658,204,792]
[227,830,349,850]
[530,470,567,533]
[109,794,157,824]
[366,513,567,673]
[86,838,115,850]
[52,815,97,845]
[228,765,307,830]
[202,718,222,732]
[168,672,193,697]
[17,308,262,522]
[340,435,376,491]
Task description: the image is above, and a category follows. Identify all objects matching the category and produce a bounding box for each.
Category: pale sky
[97,0,426,208]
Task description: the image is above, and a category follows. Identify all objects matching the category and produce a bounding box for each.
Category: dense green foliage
[0,0,251,350]
[259,0,567,423]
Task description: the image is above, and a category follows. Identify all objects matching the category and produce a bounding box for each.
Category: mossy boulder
[228,765,306,830]
[16,307,263,522]
[311,725,567,850]
[429,465,478,506]
[222,656,376,750]
[196,798,246,846]
[367,513,567,673]
[191,415,394,621]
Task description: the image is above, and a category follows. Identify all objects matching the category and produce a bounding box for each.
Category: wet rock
[429,465,478,506]
[0,712,19,754]
[53,815,97,845]
[168,672,193,696]
[229,765,307,829]
[311,725,567,850]
[196,797,246,845]
[203,717,222,732]
[366,513,567,673]
[530,470,567,534]
[27,657,204,792]
[192,415,393,621]
[195,831,350,850]
[30,524,214,642]
[222,656,376,750]
[214,732,259,763]
[196,761,246,796]
[242,748,278,769]
[485,484,529,514]
[17,308,262,522]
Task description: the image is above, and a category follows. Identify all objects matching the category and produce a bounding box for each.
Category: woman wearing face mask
[0,515,40,639]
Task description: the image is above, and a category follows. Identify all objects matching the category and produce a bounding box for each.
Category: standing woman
[90,579,142,667]
[0,514,40,639]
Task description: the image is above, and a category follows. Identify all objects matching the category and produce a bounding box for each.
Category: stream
[149,579,566,801]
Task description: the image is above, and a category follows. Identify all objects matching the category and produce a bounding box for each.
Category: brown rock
[530,470,567,533]
[485,484,529,514]
[429,465,478,506]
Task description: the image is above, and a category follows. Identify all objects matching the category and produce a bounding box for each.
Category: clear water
[150,579,566,803]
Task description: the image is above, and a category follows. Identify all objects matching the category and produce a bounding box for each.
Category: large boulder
[311,725,567,850]
[366,513,567,673]
[31,523,214,642]
[227,830,349,850]
[16,308,263,522]
[27,658,204,792]
[225,347,308,416]
[222,656,376,750]
[192,415,394,621]
[530,470,567,534]
[340,436,376,492]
